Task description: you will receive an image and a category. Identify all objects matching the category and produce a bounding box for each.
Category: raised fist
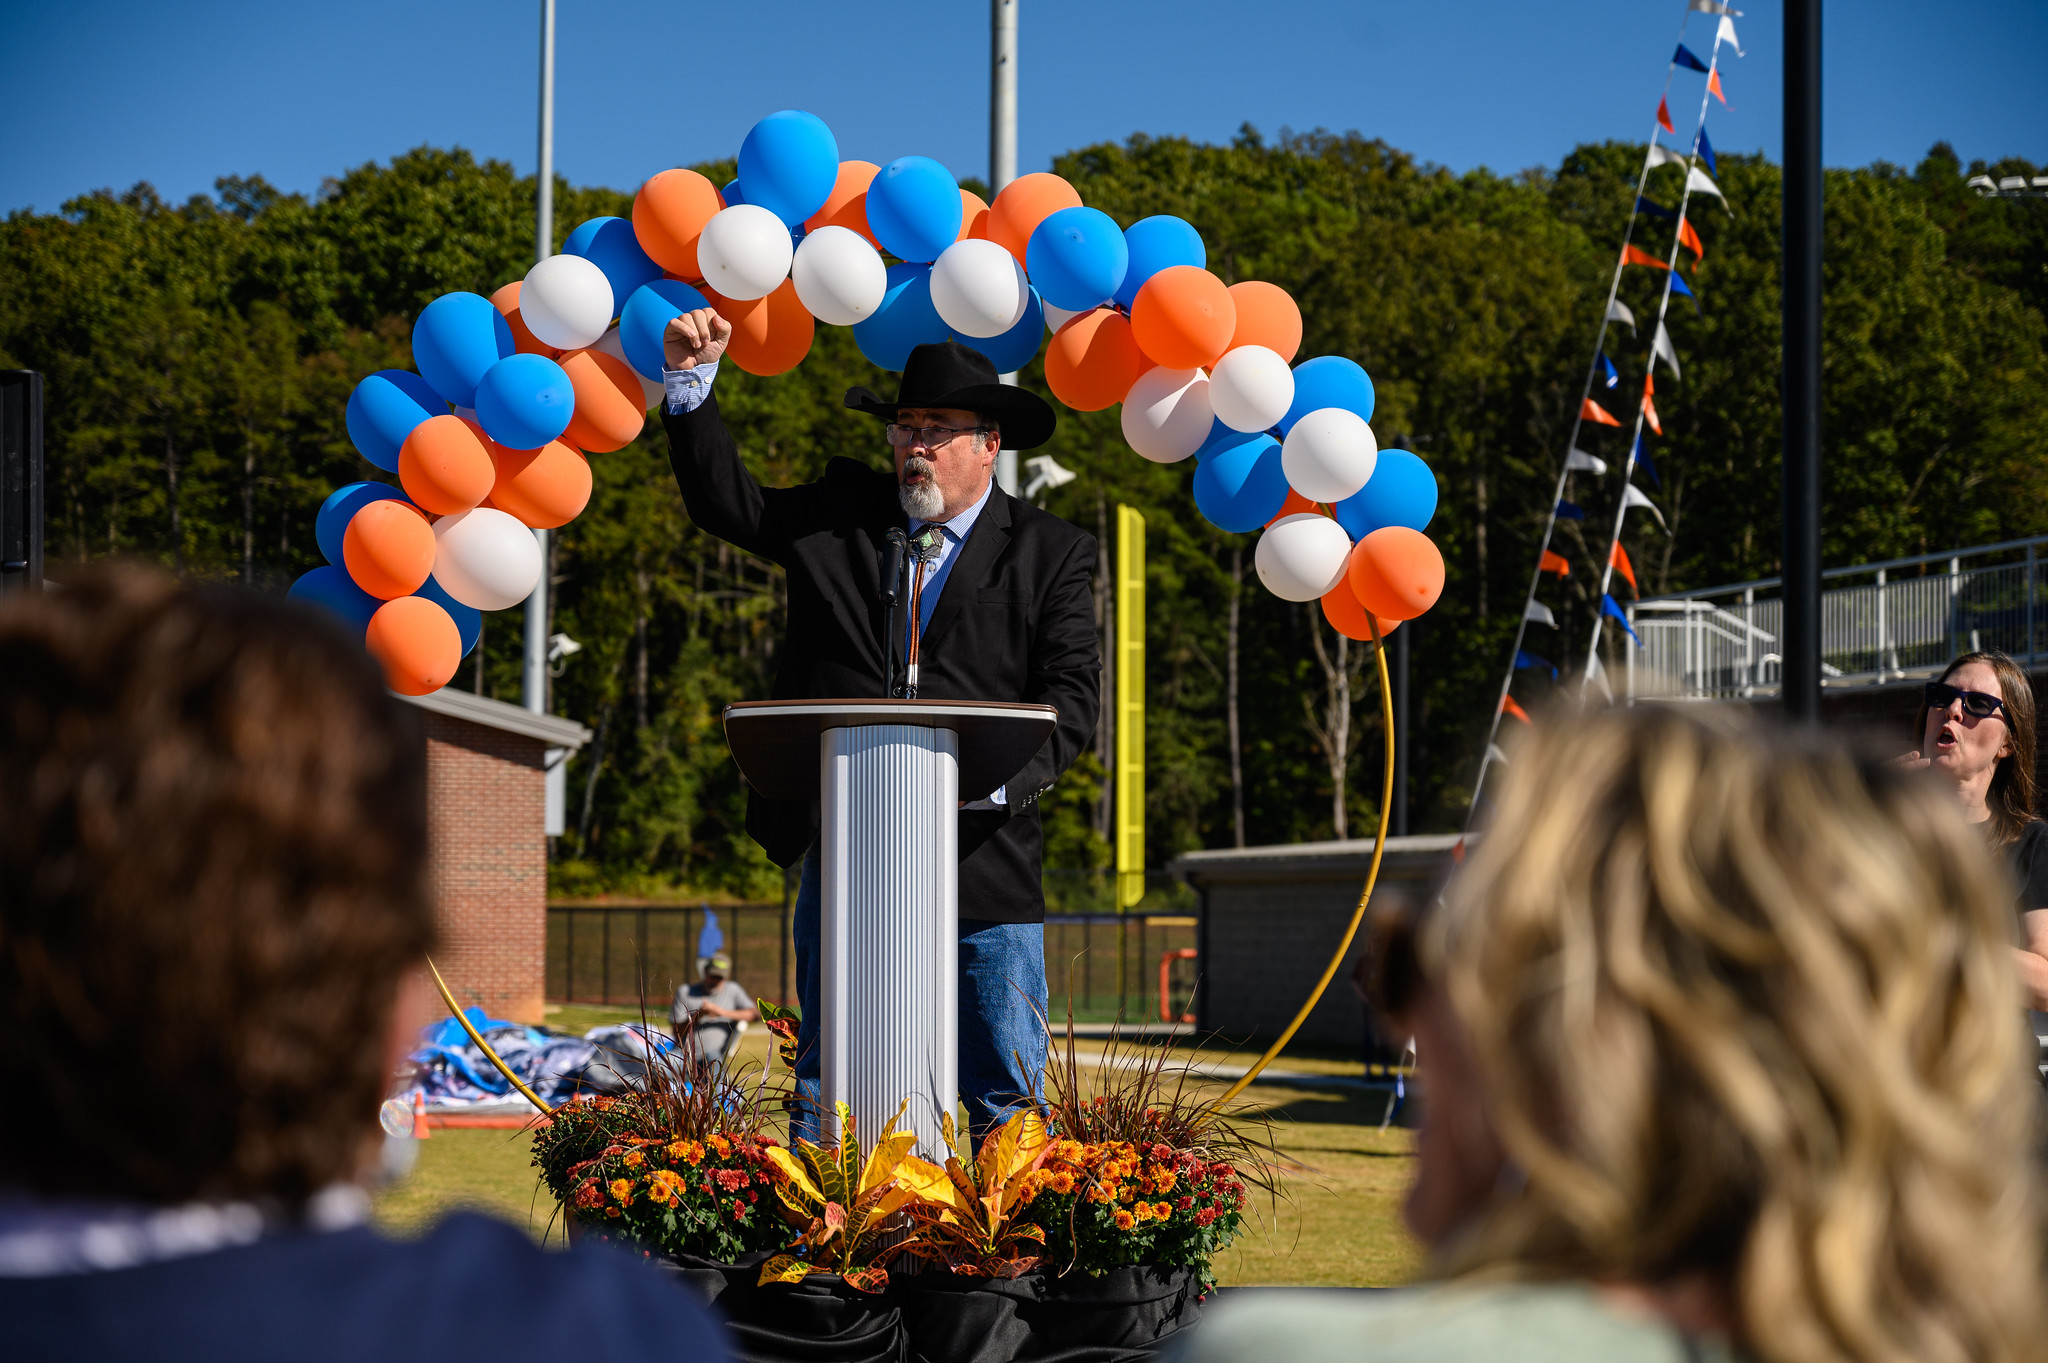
[664,308,733,371]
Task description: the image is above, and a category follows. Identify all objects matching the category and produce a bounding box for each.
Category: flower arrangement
[895,1110,1053,1279]
[1011,1134,1249,1291]
[756,1101,950,1294]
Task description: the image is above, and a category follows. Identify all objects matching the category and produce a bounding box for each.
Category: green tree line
[2,132,2042,895]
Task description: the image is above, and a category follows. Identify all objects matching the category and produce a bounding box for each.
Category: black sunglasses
[1924,680,2007,721]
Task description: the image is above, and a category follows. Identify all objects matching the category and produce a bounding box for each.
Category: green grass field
[372,1006,1425,1288]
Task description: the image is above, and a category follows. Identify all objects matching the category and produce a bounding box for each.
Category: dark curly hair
[0,566,432,1208]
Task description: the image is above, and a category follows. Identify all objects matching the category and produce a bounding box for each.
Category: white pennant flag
[1652,322,1682,381]
[1648,144,1688,170]
[1566,448,1608,475]
[1484,742,1510,769]
[1524,600,1557,628]
[1717,14,1744,55]
[1608,298,1637,333]
[1623,483,1668,531]
[1688,165,1732,214]
[1586,654,1615,703]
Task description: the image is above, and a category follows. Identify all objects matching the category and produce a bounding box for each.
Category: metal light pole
[990,0,1021,496]
[525,0,555,716]
[1781,0,1823,722]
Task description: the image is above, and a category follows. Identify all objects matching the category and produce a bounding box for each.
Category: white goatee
[898,457,944,520]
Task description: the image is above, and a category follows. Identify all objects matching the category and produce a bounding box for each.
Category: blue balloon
[865,157,961,265]
[564,217,662,314]
[475,354,574,450]
[737,109,840,226]
[722,178,747,206]
[1333,449,1438,539]
[345,370,443,472]
[315,482,412,566]
[415,573,483,658]
[975,287,1046,374]
[1281,355,1375,434]
[413,292,515,408]
[1193,433,1287,533]
[620,278,713,380]
[1115,216,1206,310]
[288,566,381,641]
[852,263,949,371]
[1027,207,1129,312]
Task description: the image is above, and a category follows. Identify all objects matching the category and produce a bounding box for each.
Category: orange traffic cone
[413,1090,431,1140]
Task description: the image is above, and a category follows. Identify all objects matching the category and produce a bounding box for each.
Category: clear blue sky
[2,1,2041,217]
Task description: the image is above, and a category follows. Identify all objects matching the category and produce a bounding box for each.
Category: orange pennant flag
[1622,244,1671,271]
[1656,97,1675,134]
[1679,218,1705,265]
[1581,397,1622,427]
[1610,541,1638,593]
[1540,549,1571,577]
[1501,695,1532,725]
[1642,391,1663,436]
[1707,68,1728,105]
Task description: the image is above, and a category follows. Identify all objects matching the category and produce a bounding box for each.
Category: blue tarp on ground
[406,1017,679,1108]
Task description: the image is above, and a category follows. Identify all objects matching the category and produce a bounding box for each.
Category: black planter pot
[657,1253,908,1363]
[897,1263,1204,1363]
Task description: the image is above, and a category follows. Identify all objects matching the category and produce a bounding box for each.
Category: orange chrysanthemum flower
[610,1178,633,1204]
[1114,1210,1135,1231]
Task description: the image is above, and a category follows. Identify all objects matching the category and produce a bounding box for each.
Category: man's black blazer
[663,390,1101,926]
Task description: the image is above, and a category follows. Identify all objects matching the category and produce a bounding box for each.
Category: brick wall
[422,710,548,1023]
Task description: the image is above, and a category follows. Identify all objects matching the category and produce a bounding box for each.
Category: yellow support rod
[1216,615,1396,1105]
[426,957,554,1117]
[1114,505,1146,1010]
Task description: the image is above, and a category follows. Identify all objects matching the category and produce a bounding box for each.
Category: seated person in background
[1181,705,2045,1363]
[1897,650,2048,1009]
[0,568,729,1362]
[671,954,757,1074]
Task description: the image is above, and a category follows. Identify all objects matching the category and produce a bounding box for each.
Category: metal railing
[1629,536,2048,701]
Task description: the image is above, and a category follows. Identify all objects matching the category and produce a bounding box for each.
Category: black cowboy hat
[844,340,1057,450]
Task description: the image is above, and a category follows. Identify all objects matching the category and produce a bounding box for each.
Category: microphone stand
[881,527,907,699]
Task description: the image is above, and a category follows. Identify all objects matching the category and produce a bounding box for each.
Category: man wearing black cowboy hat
[661,311,1100,1140]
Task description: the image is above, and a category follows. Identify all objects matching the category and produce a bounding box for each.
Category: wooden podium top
[722,699,1058,802]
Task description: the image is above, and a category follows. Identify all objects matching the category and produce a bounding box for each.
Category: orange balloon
[1266,489,1317,527]
[707,278,815,377]
[1348,527,1446,622]
[342,499,436,600]
[1044,309,1148,411]
[633,168,725,280]
[1131,266,1237,370]
[986,172,1082,265]
[560,349,647,453]
[958,188,991,243]
[1321,576,1403,643]
[1227,280,1303,363]
[490,281,559,358]
[367,596,462,697]
[805,161,881,248]
[488,434,592,530]
[398,414,496,515]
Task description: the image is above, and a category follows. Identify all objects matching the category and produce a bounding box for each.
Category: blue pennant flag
[1636,195,1677,220]
[698,906,724,961]
[1602,593,1644,646]
[1633,431,1660,489]
[1673,43,1711,73]
[1515,649,1558,679]
[1556,500,1586,521]
[1694,126,1718,177]
[1667,270,1701,315]
[1600,352,1618,388]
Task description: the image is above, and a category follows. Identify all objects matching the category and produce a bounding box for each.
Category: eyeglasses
[1924,680,2007,721]
[885,423,989,449]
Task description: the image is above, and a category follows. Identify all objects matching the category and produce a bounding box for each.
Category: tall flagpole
[1462,2,1698,828]
[1580,23,1735,682]
[524,0,555,716]
[991,0,1021,497]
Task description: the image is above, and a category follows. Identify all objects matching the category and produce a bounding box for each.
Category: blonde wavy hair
[1426,704,2043,1363]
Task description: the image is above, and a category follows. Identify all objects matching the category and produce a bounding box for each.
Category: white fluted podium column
[818,725,958,1157]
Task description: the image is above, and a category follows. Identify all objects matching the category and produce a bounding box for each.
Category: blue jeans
[789,844,1047,1146]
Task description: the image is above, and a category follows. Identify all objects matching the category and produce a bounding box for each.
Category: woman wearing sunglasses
[1903,650,2048,1008]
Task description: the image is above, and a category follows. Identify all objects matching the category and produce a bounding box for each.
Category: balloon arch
[290,109,1446,697]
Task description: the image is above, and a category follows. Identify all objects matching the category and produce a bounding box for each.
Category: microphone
[881,527,907,606]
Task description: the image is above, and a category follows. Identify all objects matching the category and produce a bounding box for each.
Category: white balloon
[1209,345,1296,434]
[929,238,1031,338]
[1282,407,1379,503]
[1119,367,1213,463]
[696,204,794,301]
[432,507,543,611]
[791,225,887,326]
[1255,512,1353,602]
[593,325,664,410]
[522,254,615,351]
[1041,301,1092,334]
